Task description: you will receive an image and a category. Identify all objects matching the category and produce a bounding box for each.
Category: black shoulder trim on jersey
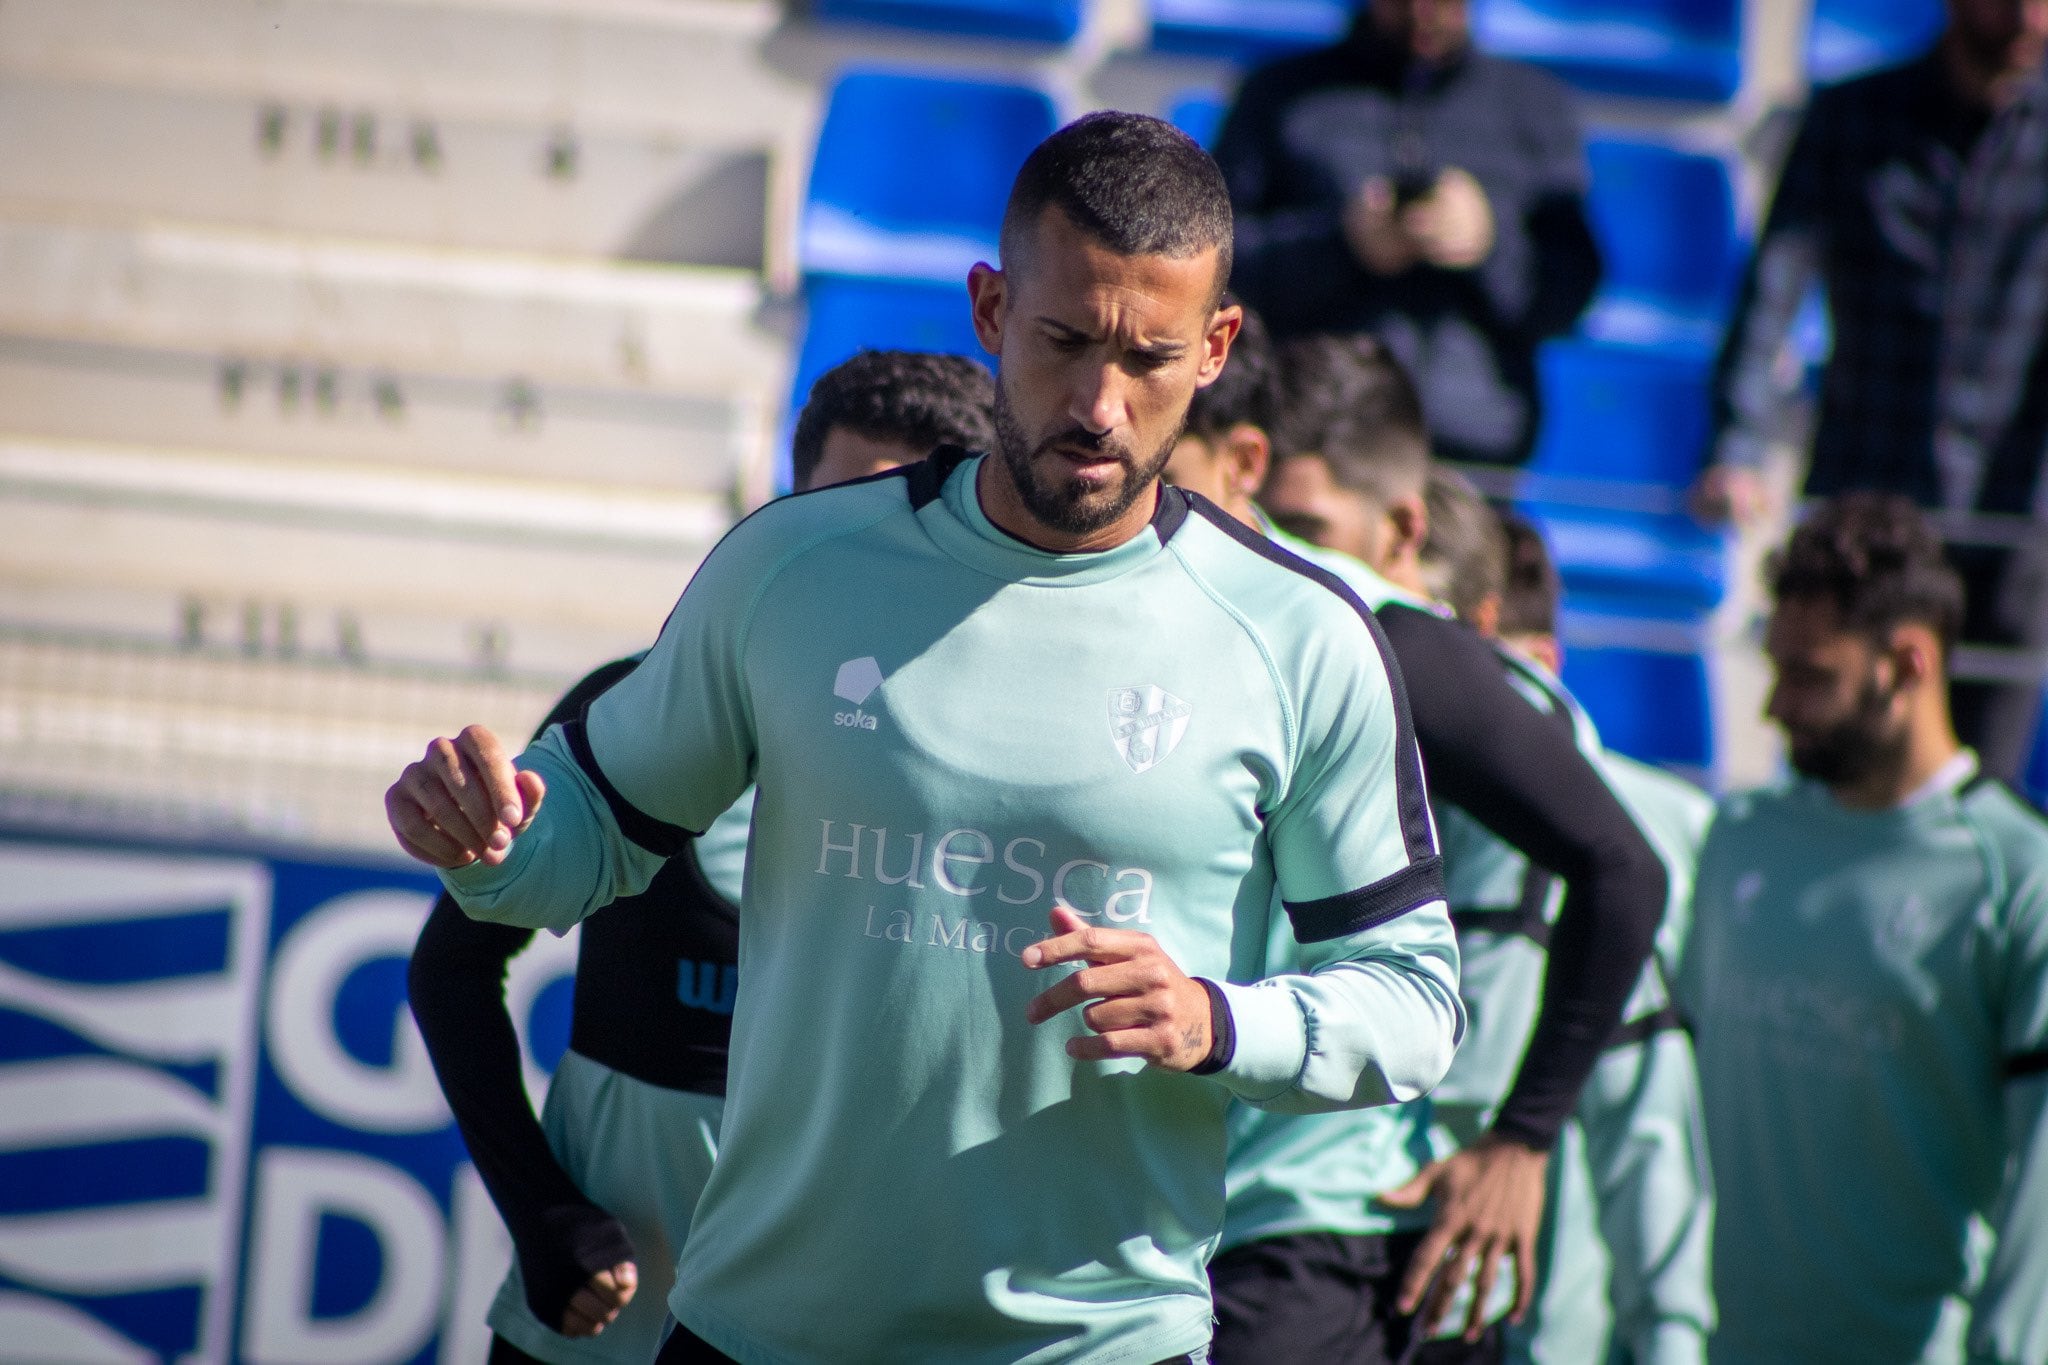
[535,656,643,740]
[1608,1002,1688,1051]
[559,717,698,858]
[2006,1049,2048,1081]
[1185,499,1438,868]
[905,444,977,510]
[1285,856,1444,943]
[1152,484,1192,544]
[1497,650,1582,740]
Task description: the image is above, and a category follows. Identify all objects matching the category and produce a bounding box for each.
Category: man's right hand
[560,1261,637,1338]
[385,725,545,868]
[1344,177,1421,276]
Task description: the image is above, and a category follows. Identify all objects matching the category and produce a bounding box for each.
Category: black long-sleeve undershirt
[1375,603,1666,1148]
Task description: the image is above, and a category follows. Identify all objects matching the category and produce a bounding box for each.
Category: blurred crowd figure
[1699,0,2048,782]
[1215,0,1601,468]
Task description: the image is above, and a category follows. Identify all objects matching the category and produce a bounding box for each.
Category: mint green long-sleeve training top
[443,454,1464,1365]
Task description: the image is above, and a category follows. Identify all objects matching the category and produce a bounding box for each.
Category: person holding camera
[1214,0,1603,469]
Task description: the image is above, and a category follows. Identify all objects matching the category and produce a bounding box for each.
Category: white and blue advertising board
[0,828,578,1363]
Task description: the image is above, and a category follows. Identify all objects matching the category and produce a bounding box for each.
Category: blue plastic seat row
[810,0,1941,95]
[1556,599,1717,775]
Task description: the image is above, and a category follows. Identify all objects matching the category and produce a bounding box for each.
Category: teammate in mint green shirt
[1162,314,1665,1363]
[1683,494,2048,1364]
[387,114,1463,1365]
[1420,498,1714,1365]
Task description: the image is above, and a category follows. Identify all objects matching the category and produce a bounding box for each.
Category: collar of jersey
[1254,510,1438,615]
[1799,748,1984,824]
[920,452,1174,586]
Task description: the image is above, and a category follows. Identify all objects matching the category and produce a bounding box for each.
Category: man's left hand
[1023,907,1213,1070]
[1380,1133,1548,1340]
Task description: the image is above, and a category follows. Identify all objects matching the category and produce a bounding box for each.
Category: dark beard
[991,376,1181,537]
[1785,671,1908,787]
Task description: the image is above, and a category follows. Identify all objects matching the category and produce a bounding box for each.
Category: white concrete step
[0,213,790,395]
[0,73,777,266]
[0,432,719,676]
[0,0,806,151]
[0,626,570,855]
[0,332,767,498]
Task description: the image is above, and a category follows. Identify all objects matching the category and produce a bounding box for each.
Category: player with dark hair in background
[789,349,995,492]
[1683,493,2048,1364]
[407,350,994,1365]
[1166,316,1664,1363]
[392,113,1464,1365]
[1422,485,1714,1365]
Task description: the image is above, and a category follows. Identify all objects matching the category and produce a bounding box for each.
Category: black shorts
[1209,1230,1501,1365]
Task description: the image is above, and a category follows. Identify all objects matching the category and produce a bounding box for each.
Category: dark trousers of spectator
[1950,543,2048,786]
[1210,1230,1504,1365]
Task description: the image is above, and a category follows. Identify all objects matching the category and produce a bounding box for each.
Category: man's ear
[1195,301,1243,387]
[1887,622,1943,692]
[1386,490,1430,560]
[1221,423,1271,501]
[967,262,1006,357]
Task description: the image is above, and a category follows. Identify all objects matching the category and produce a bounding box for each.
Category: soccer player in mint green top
[1682,494,2048,1364]
[1423,502,1714,1365]
[386,114,1464,1365]
[1163,315,1665,1363]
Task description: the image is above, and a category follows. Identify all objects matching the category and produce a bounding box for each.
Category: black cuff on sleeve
[518,1203,638,1331]
[1188,978,1236,1076]
[2007,1049,2048,1081]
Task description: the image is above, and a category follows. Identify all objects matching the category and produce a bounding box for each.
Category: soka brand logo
[1108,685,1191,774]
[833,656,884,731]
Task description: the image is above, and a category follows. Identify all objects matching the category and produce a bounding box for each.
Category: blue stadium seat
[1148,0,1356,64]
[1471,0,1742,102]
[784,276,990,485]
[1168,89,1228,150]
[1525,340,1714,488]
[1579,137,1741,348]
[812,0,1082,42]
[1805,0,1943,83]
[1519,501,1731,613]
[1559,619,1716,773]
[802,70,1060,284]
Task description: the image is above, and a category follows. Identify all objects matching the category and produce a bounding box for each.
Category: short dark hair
[790,350,996,490]
[1767,492,1965,654]
[1184,298,1273,441]
[1420,467,1506,622]
[1496,511,1562,638]
[1268,333,1431,505]
[1000,111,1233,305]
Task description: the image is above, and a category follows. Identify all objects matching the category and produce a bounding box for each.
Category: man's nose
[1070,362,1128,436]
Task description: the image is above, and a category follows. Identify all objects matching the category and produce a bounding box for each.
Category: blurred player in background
[1683,493,2048,1364]
[1421,479,1715,1365]
[408,350,994,1365]
[1695,0,2048,784]
[392,112,1464,1365]
[1165,317,1664,1362]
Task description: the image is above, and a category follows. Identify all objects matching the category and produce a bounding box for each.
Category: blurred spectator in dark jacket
[1698,0,2048,782]
[1214,0,1602,468]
